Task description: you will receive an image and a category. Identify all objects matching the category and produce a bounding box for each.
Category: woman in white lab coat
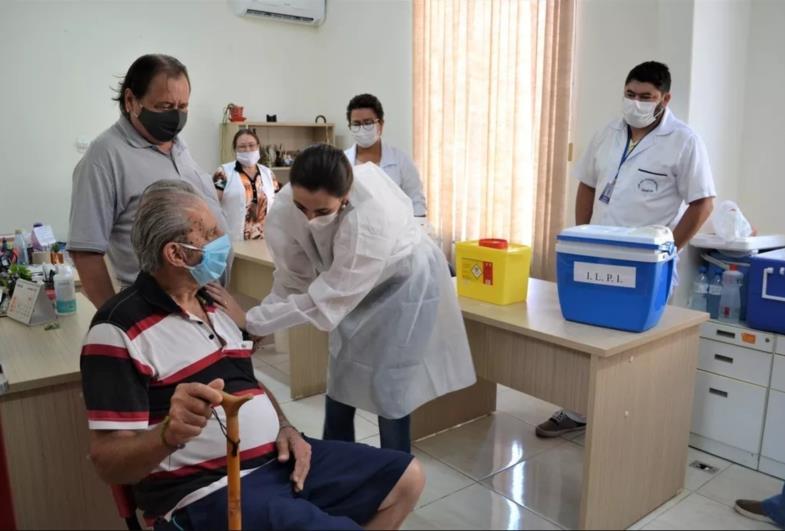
[208,144,476,453]
[344,93,428,218]
[213,129,278,240]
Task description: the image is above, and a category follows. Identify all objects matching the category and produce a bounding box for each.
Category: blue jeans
[763,482,785,528]
[323,395,412,453]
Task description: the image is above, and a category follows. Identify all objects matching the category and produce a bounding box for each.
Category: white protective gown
[245,163,476,419]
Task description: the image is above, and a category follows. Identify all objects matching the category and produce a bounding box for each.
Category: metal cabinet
[690,323,785,478]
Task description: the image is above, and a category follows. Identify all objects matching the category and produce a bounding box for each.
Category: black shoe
[535,410,586,438]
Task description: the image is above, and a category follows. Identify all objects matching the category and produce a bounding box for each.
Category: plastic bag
[711,200,753,242]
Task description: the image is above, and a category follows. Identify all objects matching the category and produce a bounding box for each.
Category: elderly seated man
[80,180,424,530]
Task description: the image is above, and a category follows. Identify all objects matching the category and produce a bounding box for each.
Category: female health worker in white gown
[209,144,476,453]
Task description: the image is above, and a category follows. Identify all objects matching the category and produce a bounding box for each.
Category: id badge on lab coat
[600,131,635,205]
[599,179,616,204]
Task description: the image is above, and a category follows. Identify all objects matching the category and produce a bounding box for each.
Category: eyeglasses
[177,242,205,254]
[235,143,259,152]
[348,119,380,133]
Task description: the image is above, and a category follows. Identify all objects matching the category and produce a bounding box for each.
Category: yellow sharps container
[455,239,532,305]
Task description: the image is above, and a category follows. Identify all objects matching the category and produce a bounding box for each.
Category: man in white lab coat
[536,61,716,438]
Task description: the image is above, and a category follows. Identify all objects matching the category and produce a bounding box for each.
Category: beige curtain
[413,0,575,281]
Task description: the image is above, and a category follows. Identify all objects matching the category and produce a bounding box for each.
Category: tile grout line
[411,442,489,484]
[413,480,482,511]
[410,482,480,511]
[628,490,693,530]
[413,415,575,483]
[641,492,746,530]
[482,480,568,530]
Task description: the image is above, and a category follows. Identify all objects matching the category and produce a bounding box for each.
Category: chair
[111,484,142,530]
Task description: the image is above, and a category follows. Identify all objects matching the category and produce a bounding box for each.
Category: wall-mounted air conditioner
[230,0,326,26]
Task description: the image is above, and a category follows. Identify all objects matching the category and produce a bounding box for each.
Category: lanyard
[599,126,638,205]
[613,126,637,184]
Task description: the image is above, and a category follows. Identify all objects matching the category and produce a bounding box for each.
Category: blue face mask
[180,234,231,287]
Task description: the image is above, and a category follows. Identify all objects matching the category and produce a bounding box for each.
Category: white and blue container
[746,248,785,334]
[556,225,676,332]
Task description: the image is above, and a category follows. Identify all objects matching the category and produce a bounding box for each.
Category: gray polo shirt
[67,117,227,286]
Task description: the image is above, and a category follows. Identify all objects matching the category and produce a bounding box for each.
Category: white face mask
[622,97,664,129]
[308,210,339,229]
[351,125,379,149]
[236,150,260,167]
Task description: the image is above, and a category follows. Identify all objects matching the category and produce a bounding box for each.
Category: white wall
[688,0,750,204]
[0,0,412,240]
[315,0,413,151]
[738,0,785,234]
[673,0,750,305]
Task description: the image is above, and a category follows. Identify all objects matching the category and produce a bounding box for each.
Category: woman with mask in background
[213,129,279,241]
[206,144,476,453]
[343,94,427,219]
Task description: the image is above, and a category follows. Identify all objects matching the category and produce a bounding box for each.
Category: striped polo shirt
[80,272,280,519]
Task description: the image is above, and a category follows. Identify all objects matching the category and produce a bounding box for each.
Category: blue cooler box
[556,225,676,332]
[746,248,785,334]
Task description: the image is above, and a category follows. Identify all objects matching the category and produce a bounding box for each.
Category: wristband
[160,416,186,451]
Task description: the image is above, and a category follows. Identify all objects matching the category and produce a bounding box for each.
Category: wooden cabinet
[219,122,335,184]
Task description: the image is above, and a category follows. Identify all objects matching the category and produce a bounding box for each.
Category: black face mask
[137,107,187,143]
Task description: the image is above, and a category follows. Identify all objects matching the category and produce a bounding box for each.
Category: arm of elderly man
[89,379,223,484]
[88,377,311,491]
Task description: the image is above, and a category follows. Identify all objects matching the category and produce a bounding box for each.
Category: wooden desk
[230,240,707,529]
[457,282,706,529]
[0,293,123,530]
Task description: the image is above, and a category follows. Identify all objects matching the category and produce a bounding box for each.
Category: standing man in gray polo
[67,54,226,308]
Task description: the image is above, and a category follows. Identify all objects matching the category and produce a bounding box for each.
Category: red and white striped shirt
[80,272,279,519]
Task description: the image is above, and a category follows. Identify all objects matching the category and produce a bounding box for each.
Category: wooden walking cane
[221,391,252,531]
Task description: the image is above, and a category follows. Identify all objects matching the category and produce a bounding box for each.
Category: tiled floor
[252,349,784,530]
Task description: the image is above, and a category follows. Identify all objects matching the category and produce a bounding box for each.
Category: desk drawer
[698,339,772,386]
[772,355,785,393]
[701,322,774,352]
[691,370,766,454]
[762,390,785,463]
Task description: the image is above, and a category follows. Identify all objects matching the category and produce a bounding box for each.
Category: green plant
[1,263,32,295]
[10,264,32,281]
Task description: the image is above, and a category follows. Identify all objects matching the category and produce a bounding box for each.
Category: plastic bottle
[13,229,29,265]
[0,238,10,270]
[707,272,723,320]
[54,264,77,315]
[30,222,44,251]
[689,267,709,312]
[719,265,743,323]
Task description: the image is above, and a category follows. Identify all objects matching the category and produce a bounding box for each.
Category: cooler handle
[761,267,785,303]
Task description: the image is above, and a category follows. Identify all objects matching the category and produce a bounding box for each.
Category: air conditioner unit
[230,0,325,26]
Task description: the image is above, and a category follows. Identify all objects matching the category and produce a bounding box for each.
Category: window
[413,0,575,279]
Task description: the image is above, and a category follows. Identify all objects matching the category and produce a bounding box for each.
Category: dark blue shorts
[156,437,413,531]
